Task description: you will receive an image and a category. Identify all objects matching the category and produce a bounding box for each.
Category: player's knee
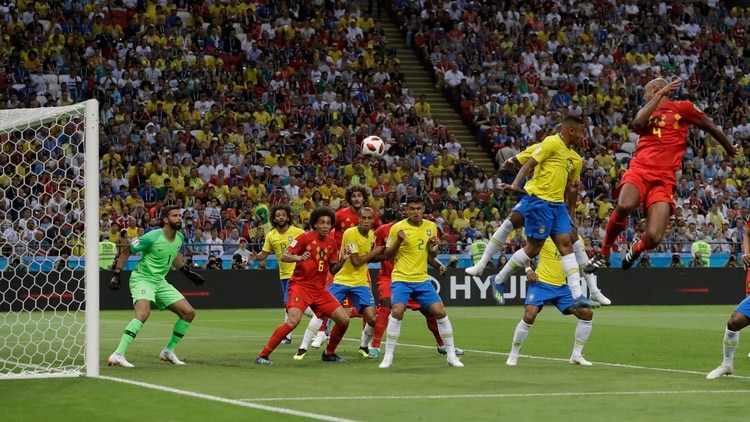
[181,307,196,323]
[391,305,406,319]
[644,230,663,247]
[727,313,749,331]
[576,308,593,321]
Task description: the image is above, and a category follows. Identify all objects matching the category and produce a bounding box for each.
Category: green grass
[1,306,748,421]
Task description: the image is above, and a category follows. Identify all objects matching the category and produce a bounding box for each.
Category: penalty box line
[99,375,362,422]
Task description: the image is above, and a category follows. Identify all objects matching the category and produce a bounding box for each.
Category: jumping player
[586,78,736,272]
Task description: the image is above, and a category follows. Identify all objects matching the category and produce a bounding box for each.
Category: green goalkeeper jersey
[129,229,184,283]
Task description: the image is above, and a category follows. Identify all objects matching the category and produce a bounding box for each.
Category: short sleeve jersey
[333,226,375,287]
[524,134,582,203]
[262,226,305,279]
[387,219,438,283]
[287,231,337,290]
[631,100,704,171]
[129,229,184,283]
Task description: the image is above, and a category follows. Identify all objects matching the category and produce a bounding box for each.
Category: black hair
[310,206,336,228]
[405,195,423,205]
[160,205,181,221]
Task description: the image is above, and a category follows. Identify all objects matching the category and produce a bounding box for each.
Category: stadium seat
[232,23,244,34]
[44,74,59,85]
[429,192,442,203]
[443,234,458,254]
[614,152,631,162]
[477,193,489,202]
[176,11,190,27]
[38,19,51,33]
[442,225,453,235]
[47,83,61,95]
[620,142,636,154]
[258,150,271,157]
[11,84,24,92]
[185,54,197,65]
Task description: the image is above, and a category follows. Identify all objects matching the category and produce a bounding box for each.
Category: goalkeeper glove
[179,266,205,285]
[109,270,121,291]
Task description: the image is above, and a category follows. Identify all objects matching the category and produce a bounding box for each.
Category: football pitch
[1,306,749,421]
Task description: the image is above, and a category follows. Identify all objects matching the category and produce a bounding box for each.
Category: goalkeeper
[107,205,205,368]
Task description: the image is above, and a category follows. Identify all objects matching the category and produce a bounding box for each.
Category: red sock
[632,236,654,254]
[325,322,348,355]
[425,316,443,347]
[371,306,390,349]
[318,317,328,333]
[259,323,294,358]
[602,211,628,257]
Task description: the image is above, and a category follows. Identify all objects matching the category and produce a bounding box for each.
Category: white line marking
[100,376,362,422]
[370,340,750,380]
[241,390,750,402]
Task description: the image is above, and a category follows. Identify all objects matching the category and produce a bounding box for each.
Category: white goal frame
[0,99,99,379]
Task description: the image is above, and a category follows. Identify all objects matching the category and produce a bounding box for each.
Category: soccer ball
[361,135,386,157]
[241,255,249,265]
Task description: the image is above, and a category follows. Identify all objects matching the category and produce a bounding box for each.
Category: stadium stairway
[362,2,495,174]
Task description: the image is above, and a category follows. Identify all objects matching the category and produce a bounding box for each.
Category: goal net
[0,100,100,379]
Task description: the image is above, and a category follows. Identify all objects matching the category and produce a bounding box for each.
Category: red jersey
[374,222,394,279]
[333,207,381,252]
[630,100,704,171]
[287,231,338,290]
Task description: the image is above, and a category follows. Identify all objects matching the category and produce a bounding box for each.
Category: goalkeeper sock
[325,321,349,355]
[371,306,390,349]
[115,319,144,355]
[426,316,444,347]
[260,323,294,358]
[165,319,191,351]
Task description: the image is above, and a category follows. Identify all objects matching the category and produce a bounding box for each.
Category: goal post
[0,99,99,379]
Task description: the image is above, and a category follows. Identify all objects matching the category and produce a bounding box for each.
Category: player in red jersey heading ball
[585,78,736,272]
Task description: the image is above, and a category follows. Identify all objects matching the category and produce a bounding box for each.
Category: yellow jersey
[334,227,375,287]
[534,237,578,287]
[524,135,582,203]
[388,219,438,283]
[262,226,305,279]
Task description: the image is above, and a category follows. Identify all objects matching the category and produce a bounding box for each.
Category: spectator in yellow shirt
[595,195,615,220]
[593,149,615,172]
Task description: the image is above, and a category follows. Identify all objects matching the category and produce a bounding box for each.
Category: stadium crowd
[0,0,747,267]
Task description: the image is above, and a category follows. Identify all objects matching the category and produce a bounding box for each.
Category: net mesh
[0,102,93,377]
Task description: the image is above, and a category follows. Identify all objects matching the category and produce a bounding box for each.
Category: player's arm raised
[173,254,205,285]
[695,115,736,157]
[632,78,682,132]
[427,236,440,259]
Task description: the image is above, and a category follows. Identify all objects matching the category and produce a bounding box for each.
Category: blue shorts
[511,195,529,215]
[328,284,376,312]
[735,296,750,319]
[280,278,290,303]
[524,195,571,240]
[391,280,442,309]
[525,281,575,313]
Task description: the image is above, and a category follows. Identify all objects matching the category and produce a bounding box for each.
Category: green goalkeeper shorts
[129,277,185,310]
